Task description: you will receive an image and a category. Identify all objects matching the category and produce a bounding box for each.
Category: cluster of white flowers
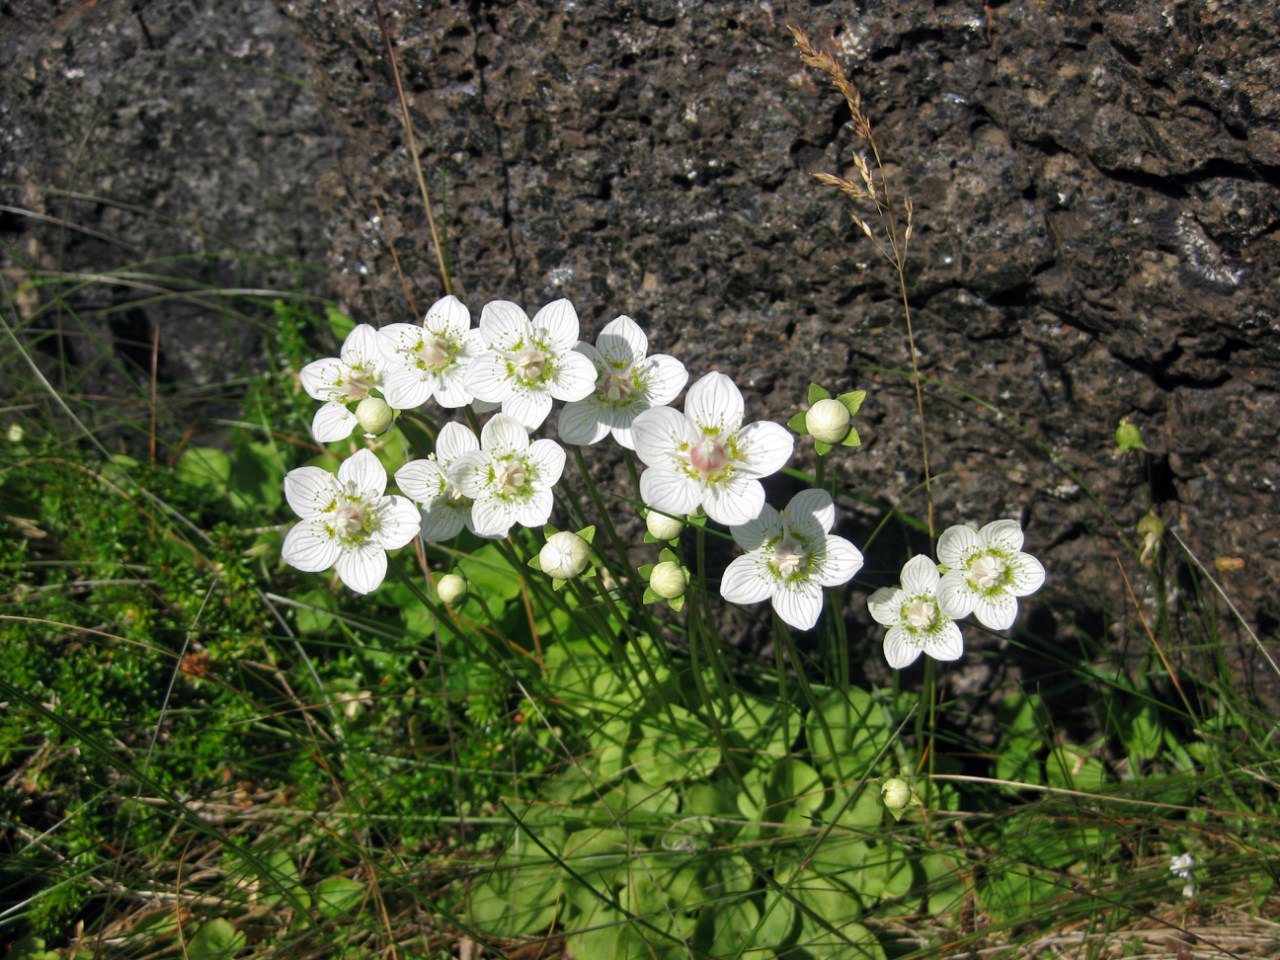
[867,520,1045,668]
[282,293,1044,648]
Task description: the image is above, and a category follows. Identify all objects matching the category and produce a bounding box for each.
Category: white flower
[355,397,394,435]
[379,294,484,410]
[649,560,688,600]
[436,572,468,605]
[281,448,421,594]
[539,531,591,580]
[394,421,482,541]
[447,414,567,538]
[557,315,688,450]
[464,299,598,430]
[720,489,863,630]
[1169,854,1195,880]
[867,555,964,668]
[935,520,1046,630]
[631,372,794,527]
[298,324,390,443]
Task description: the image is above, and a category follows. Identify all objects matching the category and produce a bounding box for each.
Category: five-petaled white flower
[867,555,964,669]
[379,295,484,410]
[464,299,598,430]
[298,324,391,443]
[557,315,688,450]
[394,421,482,541]
[631,372,794,526]
[282,448,421,594]
[720,489,863,630]
[935,520,1045,630]
[447,414,567,538]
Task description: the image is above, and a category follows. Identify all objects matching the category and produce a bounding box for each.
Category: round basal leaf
[633,705,721,787]
[1046,744,1106,792]
[765,758,825,819]
[186,919,246,960]
[705,897,760,957]
[469,863,561,937]
[849,841,913,908]
[919,853,967,917]
[314,875,364,918]
[758,890,798,946]
[593,717,632,782]
[806,688,890,773]
[561,827,630,916]
[825,784,882,828]
[177,446,231,491]
[790,874,862,928]
[456,543,525,604]
[805,834,870,885]
[797,919,885,960]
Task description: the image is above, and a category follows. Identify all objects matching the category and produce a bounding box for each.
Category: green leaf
[632,705,721,786]
[326,304,355,341]
[1046,744,1107,792]
[456,543,524,605]
[314,875,365,918]
[177,446,231,491]
[187,919,246,960]
[764,758,825,818]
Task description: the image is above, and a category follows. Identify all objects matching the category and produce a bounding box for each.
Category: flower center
[416,334,451,370]
[498,461,526,496]
[968,554,1007,591]
[602,371,634,403]
[904,598,935,631]
[689,437,729,476]
[513,348,548,382]
[334,503,366,539]
[341,370,374,401]
[774,539,806,578]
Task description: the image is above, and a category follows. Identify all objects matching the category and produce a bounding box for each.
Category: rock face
[4,0,1276,669]
[275,0,1279,663]
[0,0,336,409]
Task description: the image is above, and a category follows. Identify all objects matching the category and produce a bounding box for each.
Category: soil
[4,0,1277,684]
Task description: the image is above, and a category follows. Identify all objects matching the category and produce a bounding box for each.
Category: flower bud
[5,423,23,443]
[880,777,912,815]
[539,531,591,580]
[805,398,851,443]
[1115,417,1145,452]
[649,560,688,600]
[437,573,468,605]
[355,397,394,436]
[645,510,685,541]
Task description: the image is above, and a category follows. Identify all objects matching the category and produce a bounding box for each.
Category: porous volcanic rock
[275,0,1279,677]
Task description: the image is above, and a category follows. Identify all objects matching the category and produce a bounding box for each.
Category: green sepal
[836,389,866,417]
[787,411,810,435]
[527,554,543,572]
[578,525,596,545]
[638,563,655,579]
[840,426,862,447]
[642,586,659,604]
[667,594,686,612]
[814,440,833,456]
[806,383,831,404]
[658,548,680,564]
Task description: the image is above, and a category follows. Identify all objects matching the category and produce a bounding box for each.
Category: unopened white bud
[355,397,394,436]
[437,573,468,605]
[805,398,851,443]
[649,560,688,600]
[539,531,591,580]
[6,423,23,443]
[881,777,912,814]
[646,511,685,541]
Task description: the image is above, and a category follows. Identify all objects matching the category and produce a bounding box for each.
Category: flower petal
[299,357,343,400]
[936,570,978,620]
[703,475,764,527]
[558,398,612,446]
[503,386,554,430]
[980,519,1025,554]
[424,294,470,337]
[883,627,922,668]
[900,554,941,595]
[531,298,580,349]
[685,371,744,434]
[923,620,965,661]
[465,351,513,404]
[632,405,696,467]
[421,502,468,541]
[394,459,446,506]
[449,451,491,500]
[374,495,422,550]
[469,496,516,538]
[433,363,476,408]
[282,519,340,572]
[1008,552,1046,596]
[597,315,647,364]
[637,353,689,407]
[338,448,386,498]
[527,438,568,488]
[549,349,599,403]
[816,536,863,587]
[479,300,530,349]
[785,489,835,534]
[513,487,555,529]
[730,503,780,551]
[341,324,388,368]
[936,524,981,568]
[334,540,388,594]
[773,582,823,631]
[719,553,774,606]
[382,369,432,410]
[734,420,794,478]
[285,466,339,518]
[974,591,1018,631]
[481,414,532,455]
[867,586,903,626]
[435,421,480,464]
[639,465,702,518]
[312,401,356,443]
